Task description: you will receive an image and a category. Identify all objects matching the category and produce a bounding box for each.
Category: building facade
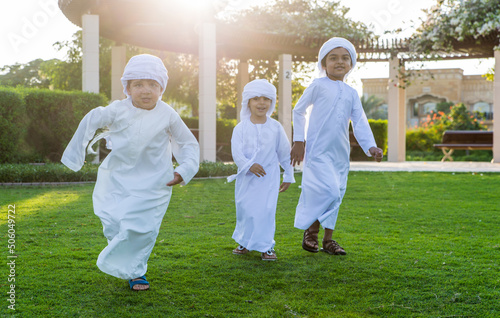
[362,68,494,129]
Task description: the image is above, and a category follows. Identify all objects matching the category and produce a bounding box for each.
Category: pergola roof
[59,0,498,62]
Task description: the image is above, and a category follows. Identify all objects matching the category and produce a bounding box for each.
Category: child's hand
[369,147,383,162]
[167,172,184,186]
[249,163,266,177]
[279,182,291,193]
[290,141,305,166]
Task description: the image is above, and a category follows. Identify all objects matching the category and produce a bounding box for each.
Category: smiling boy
[290,38,383,256]
[61,54,199,290]
[228,79,295,261]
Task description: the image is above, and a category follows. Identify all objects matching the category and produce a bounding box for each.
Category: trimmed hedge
[0,87,107,163]
[0,88,26,163]
[181,117,237,161]
[0,162,238,183]
[22,88,107,162]
[350,119,388,161]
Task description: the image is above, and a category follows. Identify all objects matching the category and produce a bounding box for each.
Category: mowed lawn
[1,172,499,317]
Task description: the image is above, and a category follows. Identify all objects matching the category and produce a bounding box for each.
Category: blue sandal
[129,275,150,291]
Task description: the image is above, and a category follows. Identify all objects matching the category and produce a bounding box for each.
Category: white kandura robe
[228,118,295,253]
[293,77,377,230]
[61,99,199,280]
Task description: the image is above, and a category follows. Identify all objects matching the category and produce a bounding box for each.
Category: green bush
[0,162,238,183]
[22,89,107,162]
[350,119,388,161]
[181,117,237,161]
[406,103,487,154]
[0,88,26,163]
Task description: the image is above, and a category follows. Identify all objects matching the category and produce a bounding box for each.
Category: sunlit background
[0,0,494,93]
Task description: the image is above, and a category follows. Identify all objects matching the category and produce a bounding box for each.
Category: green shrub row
[0,162,237,183]
[0,87,107,163]
[350,119,388,160]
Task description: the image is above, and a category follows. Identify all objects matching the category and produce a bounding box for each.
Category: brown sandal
[321,240,346,255]
[302,229,319,253]
[232,245,250,255]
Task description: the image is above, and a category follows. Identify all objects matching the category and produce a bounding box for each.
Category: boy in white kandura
[290,38,383,256]
[228,79,295,261]
[61,54,199,291]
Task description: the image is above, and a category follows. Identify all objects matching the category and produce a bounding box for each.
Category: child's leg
[302,220,321,252]
[321,227,346,255]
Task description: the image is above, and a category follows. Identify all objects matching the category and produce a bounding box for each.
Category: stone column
[82,14,100,163]
[493,49,500,163]
[279,54,293,143]
[82,14,99,94]
[236,60,249,122]
[111,45,126,101]
[198,22,217,162]
[387,55,406,162]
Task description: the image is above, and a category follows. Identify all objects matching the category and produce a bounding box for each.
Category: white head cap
[240,79,277,121]
[317,37,357,80]
[121,54,169,99]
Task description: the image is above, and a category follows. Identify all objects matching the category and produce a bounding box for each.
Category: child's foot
[232,245,250,255]
[302,229,319,253]
[261,249,277,261]
[321,240,346,255]
[129,276,150,291]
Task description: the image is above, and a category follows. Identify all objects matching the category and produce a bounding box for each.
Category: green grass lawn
[1,172,499,317]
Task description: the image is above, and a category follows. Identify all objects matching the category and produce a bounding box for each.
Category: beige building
[362,69,494,129]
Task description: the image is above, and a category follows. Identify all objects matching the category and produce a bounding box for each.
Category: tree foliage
[360,94,386,119]
[0,59,51,88]
[1,1,375,119]
[221,0,373,42]
[410,0,500,54]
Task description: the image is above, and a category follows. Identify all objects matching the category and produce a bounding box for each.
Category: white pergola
[64,2,500,164]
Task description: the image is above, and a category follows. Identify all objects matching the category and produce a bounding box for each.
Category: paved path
[349,161,500,172]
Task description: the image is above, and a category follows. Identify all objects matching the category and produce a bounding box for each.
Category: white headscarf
[317,37,357,80]
[121,54,169,99]
[240,79,277,121]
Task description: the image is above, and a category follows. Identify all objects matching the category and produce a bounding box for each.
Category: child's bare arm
[369,147,383,162]
[249,163,266,177]
[290,141,305,166]
[279,182,291,193]
[167,172,184,186]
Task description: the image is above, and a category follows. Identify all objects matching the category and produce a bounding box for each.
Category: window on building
[423,102,437,114]
[473,102,492,120]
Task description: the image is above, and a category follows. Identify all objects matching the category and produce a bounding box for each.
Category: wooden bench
[433,130,493,162]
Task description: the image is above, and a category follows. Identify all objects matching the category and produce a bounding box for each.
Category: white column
[493,49,500,163]
[111,46,126,101]
[82,14,99,94]
[82,14,100,163]
[279,54,293,143]
[387,56,406,162]
[198,22,217,162]
[236,60,249,122]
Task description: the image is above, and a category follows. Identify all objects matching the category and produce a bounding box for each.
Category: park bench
[433,130,493,162]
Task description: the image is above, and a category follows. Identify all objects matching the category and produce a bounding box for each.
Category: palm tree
[360,94,386,119]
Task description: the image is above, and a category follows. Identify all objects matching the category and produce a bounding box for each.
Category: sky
[0,0,495,94]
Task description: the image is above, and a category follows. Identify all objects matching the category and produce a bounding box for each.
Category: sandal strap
[304,229,319,244]
[323,240,344,252]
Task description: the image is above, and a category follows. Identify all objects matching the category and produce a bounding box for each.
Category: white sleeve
[60,106,114,172]
[292,82,317,142]
[276,124,295,183]
[350,91,377,156]
[230,123,252,171]
[169,112,200,185]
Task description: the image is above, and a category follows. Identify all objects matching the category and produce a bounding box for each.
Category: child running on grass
[227,79,295,261]
[61,54,199,291]
[290,37,383,256]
